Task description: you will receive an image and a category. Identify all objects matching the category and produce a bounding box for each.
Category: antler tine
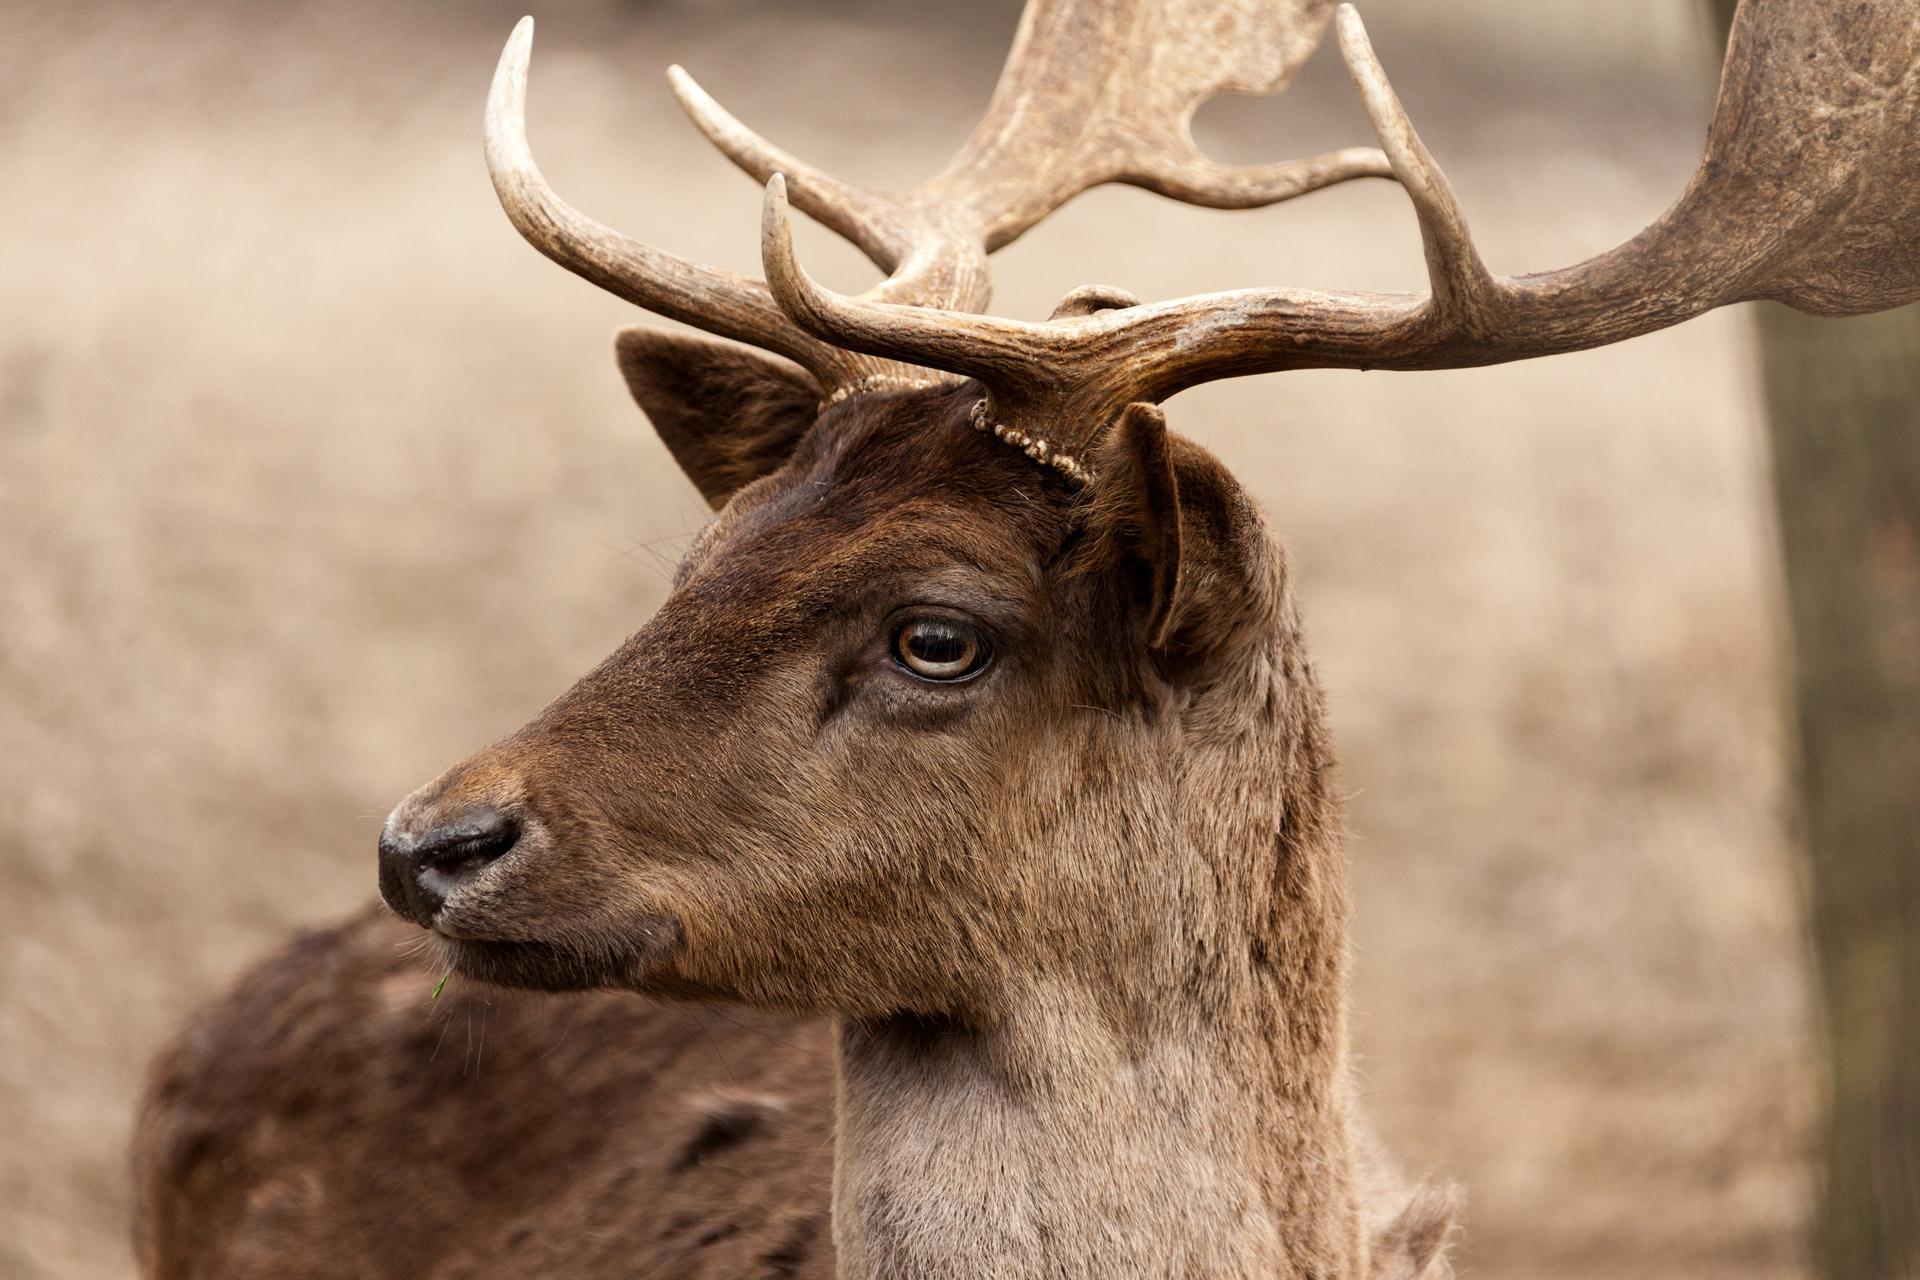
[1126,145,1394,211]
[670,67,992,311]
[668,68,925,282]
[1334,5,1496,322]
[486,18,934,397]
[760,176,1047,397]
[485,21,796,358]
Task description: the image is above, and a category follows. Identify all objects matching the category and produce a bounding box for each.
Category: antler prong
[1334,4,1495,321]
[484,18,843,373]
[758,175,834,333]
[1128,145,1395,210]
[668,66,913,275]
[761,175,1053,393]
[484,20,536,181]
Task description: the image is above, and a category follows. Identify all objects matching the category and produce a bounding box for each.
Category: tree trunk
[1707,4,1920,1274]
[1757,302,1920,1280]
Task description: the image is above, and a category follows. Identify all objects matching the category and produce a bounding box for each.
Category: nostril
[378,803,523,927]
[416,809,521,879]
[378,805,526,924]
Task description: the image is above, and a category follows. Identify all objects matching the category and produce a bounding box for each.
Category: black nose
[378,805,521,926]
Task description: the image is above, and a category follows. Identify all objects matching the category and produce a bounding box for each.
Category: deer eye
[893,618,990,682]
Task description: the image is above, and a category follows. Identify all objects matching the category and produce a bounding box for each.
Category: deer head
[379,0,1394,1014]
[379,0,1919,1009]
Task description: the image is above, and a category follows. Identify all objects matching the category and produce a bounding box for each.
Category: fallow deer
[132,1,1920,1277]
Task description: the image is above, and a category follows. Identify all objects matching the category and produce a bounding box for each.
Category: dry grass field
[0,1,1813,1276]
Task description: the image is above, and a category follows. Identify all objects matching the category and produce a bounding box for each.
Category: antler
[484,1,1391,400]
[762,0,1920,434]
[484,17,916,400]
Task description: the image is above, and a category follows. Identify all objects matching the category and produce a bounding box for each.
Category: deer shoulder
[135,904,837,1278]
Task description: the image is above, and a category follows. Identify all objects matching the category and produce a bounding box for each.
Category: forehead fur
[684,382,1082,593]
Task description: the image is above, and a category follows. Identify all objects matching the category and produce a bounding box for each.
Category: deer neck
[828,680,1364,1280]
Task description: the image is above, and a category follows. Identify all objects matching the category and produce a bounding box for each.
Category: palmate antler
[484,0,1390,402]
[761,0,1920,434]
[489,0,1920,453]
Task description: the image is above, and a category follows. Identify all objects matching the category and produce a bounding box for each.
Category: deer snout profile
[375,742,688,992]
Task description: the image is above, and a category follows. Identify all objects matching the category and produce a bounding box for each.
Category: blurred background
[2,0,1905,1276]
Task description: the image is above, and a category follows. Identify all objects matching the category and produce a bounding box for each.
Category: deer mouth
[430,913,685,993]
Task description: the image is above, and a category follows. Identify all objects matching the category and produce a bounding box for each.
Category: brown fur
[134,906,838,1279]
[134,341,1456,1278]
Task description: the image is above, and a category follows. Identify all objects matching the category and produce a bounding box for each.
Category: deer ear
[614,327,824,509]
[1087,403,1279,667]
[1087,403,1185,649]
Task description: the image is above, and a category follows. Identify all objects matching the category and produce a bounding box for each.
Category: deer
[130,0,1920,1277]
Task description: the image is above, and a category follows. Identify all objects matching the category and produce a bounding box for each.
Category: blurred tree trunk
[1761,302,1920,1280]
[1706,3,1920,1275]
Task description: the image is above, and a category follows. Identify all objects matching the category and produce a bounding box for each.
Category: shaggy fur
[134,331,1457,1279]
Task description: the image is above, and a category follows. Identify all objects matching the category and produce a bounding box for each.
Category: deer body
[134,0,1920,1275]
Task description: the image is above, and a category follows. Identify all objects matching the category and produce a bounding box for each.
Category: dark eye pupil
[908,626,968,663]
[895,619,986,680]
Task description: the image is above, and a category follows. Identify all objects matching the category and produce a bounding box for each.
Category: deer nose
[377,804,521,926]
